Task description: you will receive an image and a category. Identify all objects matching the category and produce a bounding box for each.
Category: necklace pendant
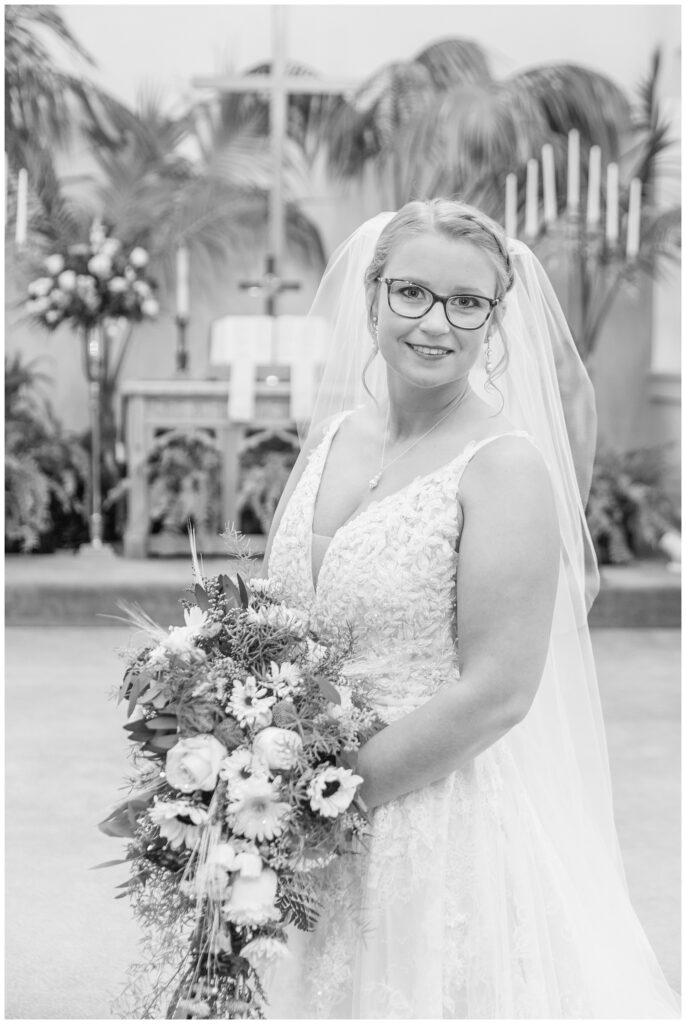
[369,473,381,490]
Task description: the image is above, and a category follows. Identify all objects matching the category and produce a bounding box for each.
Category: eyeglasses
[376,278,499,330]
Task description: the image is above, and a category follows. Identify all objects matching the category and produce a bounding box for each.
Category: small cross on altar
[239,253,301,319]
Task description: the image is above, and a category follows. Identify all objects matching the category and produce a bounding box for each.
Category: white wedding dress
[264,412,679,1019]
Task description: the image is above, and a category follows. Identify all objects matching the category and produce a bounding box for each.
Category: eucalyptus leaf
[317,678,341,705]
[194,584,209,611]
[219,574,241,608]
[146,733,179,753]
[90,858,129,870]
[144,716,179,731]
[118,666,135,705]
[126,673,145,718]
[98,812,135,839]
[123,719,154,744]
[236,573,250,609]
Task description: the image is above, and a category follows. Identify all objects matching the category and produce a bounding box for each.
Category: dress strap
[453,430,535,490]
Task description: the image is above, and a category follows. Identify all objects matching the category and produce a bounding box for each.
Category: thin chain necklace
[368,388,471,490]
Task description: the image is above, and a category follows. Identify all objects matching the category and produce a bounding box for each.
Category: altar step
[5,553,680,628]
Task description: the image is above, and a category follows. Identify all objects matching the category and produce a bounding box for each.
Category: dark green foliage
[5,352,89,552]
[586,445,680,564]
[146,427,223,535]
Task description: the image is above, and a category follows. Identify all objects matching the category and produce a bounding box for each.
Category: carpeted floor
[5,626,680,1018]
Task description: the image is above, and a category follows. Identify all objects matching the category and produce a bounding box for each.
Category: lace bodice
[268,412,529,722]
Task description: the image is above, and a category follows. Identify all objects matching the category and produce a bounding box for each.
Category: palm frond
[414,37,493,88]
[505,64,632,158]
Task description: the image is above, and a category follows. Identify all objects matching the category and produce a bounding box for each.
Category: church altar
[121,315,329,557]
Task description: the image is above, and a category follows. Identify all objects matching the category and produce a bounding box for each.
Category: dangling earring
[484,335,493,379]
[372,316,379,348]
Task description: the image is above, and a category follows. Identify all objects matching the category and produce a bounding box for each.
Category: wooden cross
[192,6,357,313]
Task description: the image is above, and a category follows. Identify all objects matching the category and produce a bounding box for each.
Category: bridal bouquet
[99,536,380,1019]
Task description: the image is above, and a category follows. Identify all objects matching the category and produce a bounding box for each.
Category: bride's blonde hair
[363,198,515,396]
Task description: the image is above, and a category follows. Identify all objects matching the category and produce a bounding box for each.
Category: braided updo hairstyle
[363,199,515,395]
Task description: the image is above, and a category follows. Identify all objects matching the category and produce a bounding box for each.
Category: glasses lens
[445,295,491,329]
[387,281,432,317]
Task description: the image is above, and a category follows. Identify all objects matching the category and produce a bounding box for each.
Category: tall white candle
[15,167,27,245]
[541,144,557,225]
[586,145,601,228]
[606,163,619,245]
[505,173,518,239]
[626,178,642,259]
[176,245,190,318]
[567,129,580,212]
[525,159,539,238]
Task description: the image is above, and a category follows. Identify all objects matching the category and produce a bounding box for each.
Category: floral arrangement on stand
[25,222,159,331]
[23,221,161,547]
[99,533,382,1019]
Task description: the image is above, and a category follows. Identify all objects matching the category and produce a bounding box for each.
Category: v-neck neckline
[308,413,488,597]
[306,414,532,597]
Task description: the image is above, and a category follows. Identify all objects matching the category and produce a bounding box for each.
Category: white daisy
[244,604,308,635]
[267,660,302,696]
[229,677,275,728]
[219,747,269,789]
[227,776,290,842]
[149,799,210,849]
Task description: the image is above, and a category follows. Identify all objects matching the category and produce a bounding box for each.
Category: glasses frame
[376,277,499,331]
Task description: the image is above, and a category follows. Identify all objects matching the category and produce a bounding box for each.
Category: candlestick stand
[176,314,189,372]
[80,325,115,557]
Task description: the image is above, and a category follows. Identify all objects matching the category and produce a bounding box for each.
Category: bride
[261,199,679,1018]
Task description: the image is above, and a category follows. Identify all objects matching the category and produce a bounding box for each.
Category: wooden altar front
[121,316,329,557]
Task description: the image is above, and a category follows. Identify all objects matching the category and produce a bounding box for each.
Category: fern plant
[5,352,89,552]
[586,445,680,564]
[145,428,223,535]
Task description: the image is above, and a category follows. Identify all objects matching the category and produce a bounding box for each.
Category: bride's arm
[355,436,561,810]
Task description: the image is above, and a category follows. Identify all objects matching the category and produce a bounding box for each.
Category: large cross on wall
[192,5,357,316]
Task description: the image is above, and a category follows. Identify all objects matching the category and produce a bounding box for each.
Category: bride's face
[371,231,498,391]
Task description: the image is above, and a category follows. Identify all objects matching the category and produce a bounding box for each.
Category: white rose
[141,297,159,318]
[44,254,64,275]
[165,734,228,793]
[129,246,149,268]
[57,270,77,292]
[87,253,112,278]
[252,726,303,771]
[223,868,280,926]
[108,276,128,293]
[28,277,53,297]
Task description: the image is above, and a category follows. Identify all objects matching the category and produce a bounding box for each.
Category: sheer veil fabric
[270,212,679,1017]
